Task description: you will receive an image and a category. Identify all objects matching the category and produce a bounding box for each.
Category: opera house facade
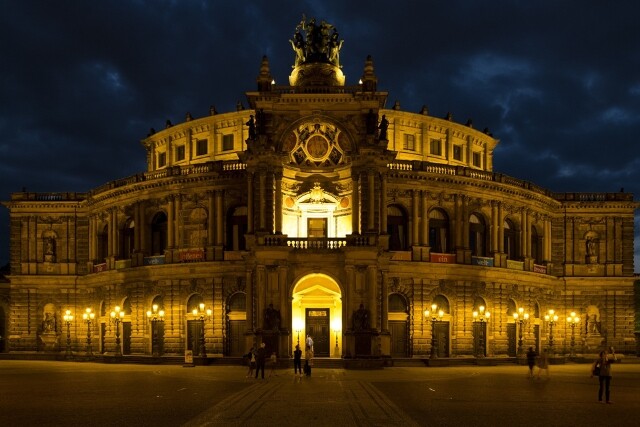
[1,19,638,362]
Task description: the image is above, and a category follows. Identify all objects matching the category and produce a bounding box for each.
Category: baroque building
[1,18,639,362]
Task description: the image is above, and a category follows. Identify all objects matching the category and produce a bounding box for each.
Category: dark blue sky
[1,1,639,271]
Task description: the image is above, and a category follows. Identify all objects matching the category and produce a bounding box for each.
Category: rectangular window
[403,134,415,151]
[473,152,482,167]
[175,145,185,162]
[158,152,166,168]
[430,138,442,156]
[196,139,208,156]
[222,134,234,151]
[453,145,462,161]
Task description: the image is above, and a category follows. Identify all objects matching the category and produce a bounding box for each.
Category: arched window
[187,294,204,313]
[228,293,246,312]
[97,224,108,262]
[432,294,450,314]
[122,298,132,315]
[387,205,408,251]
[121,218,135,258]
[469,213,487,257]
[429,208,450,253]
[531,225,542,264]
[507,299,516,317]
[503,218,518,260]
[226,206,248,251]
[151,212,168,255]
[388,293,408,313]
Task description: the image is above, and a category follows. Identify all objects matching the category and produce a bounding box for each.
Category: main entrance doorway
[306,308,330,357]
[291,274,342,358]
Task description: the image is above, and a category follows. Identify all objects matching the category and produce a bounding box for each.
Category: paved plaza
[1,360,639,426]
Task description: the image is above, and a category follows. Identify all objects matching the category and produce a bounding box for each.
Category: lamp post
[512,307,530,355]
[472,306,491,358]
[424,303,444,359]
[192,303,211,358]
[82,308,95,357]
[544,309,558,354]
[147,304,165,357]
[63,309,74,359]
[566,311,580,358]
[293,318,303,346]
[110,305,125,357]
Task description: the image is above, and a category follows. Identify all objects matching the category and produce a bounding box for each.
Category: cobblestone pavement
[1,360,639,427]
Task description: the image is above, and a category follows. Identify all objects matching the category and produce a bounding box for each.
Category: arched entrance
[291,274,342,358]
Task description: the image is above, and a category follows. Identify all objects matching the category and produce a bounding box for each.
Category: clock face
[288,121,348,167]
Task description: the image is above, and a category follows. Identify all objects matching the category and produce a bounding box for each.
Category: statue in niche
[246,115,256,140]
[585,307,602,336]
[42,312,56,333]
[378,115,389,141]
[352,303,370,331]
[586,236,598,263]
[263,304,281,331]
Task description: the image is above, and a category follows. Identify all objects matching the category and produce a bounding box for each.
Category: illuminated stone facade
[1,19,638,361]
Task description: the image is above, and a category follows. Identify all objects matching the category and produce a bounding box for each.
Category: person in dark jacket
[525,347,537,378]
[293,344,303,380]
[592,347,617,403]
[255,342,267,379]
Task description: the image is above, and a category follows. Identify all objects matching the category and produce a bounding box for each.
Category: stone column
[274,172,283,234]
[215,190,224,246]
[381,270,389,332]
[368,170,375,231]
[134,203,141,252]
[351,174,360,234]
[380,173,387,233]
[247,173,254,234]
[368,266,378,330]
[497,203,504,253]
[412,190,419,245]
[167,196,175,249]
[207,192,215,245]
[259,171,266,231]
[246,269,254,331]
[421,191,429,245]
[174,195,182,248]
[491,202,499,253]
[88,215,95,260]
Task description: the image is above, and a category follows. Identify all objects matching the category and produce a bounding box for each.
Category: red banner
[179,249,205,262]
[533,264,547,274]
[430,253,456,264]
[93,263,107,273]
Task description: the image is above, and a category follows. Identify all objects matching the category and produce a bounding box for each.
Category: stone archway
[291,274,342,358]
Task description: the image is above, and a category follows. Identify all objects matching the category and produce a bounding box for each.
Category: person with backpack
[255,342,267,379]
[591,347,618,404]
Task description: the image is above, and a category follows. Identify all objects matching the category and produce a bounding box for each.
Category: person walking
[304,344,314,377]
[306,334,314,352]
[268,352,277,377]
[293,344,303,381]
[525,347,537,378]
[245,347,255,378]
[592,347,617,403]
[255,343,267,379]
[536,348,550,378]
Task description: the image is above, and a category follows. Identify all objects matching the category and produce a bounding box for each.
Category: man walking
[255,343,267,379]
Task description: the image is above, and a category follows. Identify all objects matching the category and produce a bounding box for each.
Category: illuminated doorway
[291,274,342,358]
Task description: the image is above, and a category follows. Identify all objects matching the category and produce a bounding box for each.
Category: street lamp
[472,306,491,358]
[293,318,303,346]
[63,309,74,359]
[512,307,530,355]
[147,304,165,357]
[566,311,580,358]
[110,305,125,357]
[192,303,212,358]
[424,303,444,359]
[82,308,95,357]
[544,309,558,353]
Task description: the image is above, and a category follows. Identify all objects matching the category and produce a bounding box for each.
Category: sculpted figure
[352,304,370,331]
[378,115,389,140]
[264,304,281,330]
[246,115,256,140]
[290,30,306,66]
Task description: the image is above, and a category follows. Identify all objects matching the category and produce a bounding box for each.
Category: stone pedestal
[39,332,59,352]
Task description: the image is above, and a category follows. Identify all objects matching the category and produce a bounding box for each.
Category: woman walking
[592,347,617,404]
